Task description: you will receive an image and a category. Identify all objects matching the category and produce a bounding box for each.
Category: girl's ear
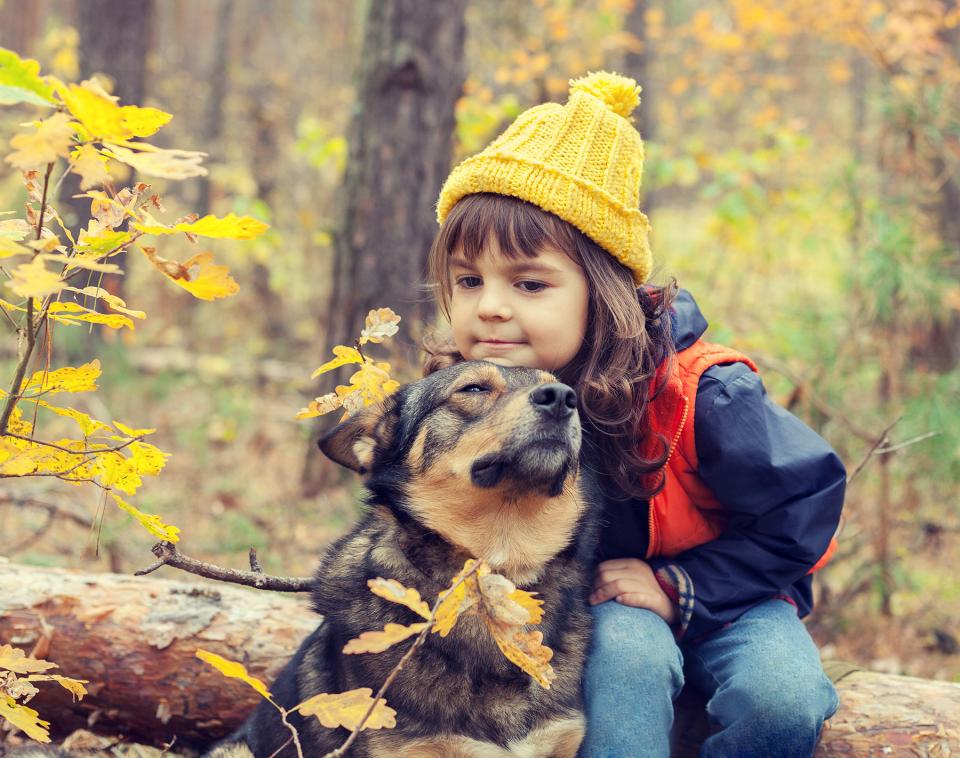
[317,398,396,474]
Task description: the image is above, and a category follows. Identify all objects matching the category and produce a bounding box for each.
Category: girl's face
[449,240,590,372]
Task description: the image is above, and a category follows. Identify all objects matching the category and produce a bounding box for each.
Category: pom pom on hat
[569,71,642,120]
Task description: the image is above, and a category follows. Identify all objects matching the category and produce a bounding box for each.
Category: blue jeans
[580,599,839,758]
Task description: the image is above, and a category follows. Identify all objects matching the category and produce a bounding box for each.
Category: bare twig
[2,432,141,456]
[847,417,902,485]
[874,431,939,455]
[249,547,263,573]
[135,541,313,592]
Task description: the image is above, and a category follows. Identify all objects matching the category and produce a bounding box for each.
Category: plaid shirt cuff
[655,564,695,640]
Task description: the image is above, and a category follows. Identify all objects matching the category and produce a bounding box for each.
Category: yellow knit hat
[437,71,652,284]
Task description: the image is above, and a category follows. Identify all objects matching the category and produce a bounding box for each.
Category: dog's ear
[318,400,394,474]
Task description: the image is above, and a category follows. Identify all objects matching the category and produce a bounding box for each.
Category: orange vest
[642,340,837,572]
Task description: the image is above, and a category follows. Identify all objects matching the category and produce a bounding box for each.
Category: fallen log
[1,563,958,754]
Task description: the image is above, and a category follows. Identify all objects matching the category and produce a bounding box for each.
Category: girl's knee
[587,601,684,692]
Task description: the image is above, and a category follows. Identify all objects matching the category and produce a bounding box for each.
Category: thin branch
[249,547,263,573]
[0,161,55,435]
[135,541,314,592]
[2,432,141,456]
[847,417,902,485]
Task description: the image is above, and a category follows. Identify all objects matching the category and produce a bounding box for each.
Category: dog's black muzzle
[471,382,581,496]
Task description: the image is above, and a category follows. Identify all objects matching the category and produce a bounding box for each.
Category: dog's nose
[530,383,577,419]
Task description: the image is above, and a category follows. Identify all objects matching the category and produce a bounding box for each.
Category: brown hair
[424,193,677,501]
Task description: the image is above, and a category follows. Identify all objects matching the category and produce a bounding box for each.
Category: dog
[208,360,599,757]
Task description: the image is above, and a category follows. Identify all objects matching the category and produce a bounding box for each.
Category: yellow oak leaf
[311,345,364,378]
[433,559,488,637]
[478,574,532,627]
[367,578,432,620]
[59,81,171,141]
[0,237,29,259]
[508,588,545,625]
[4,256,64,298]
[111,420,156,437]
[128,441,169,475]
[335,362,400,414]
[5,111,74,170]
[485,623,556,689]
[43,252,121,274]
[109,492,179,542]
[23,674,88,701]
[0,217,31,240]
[0,695,51,742]
[0,48,56,106]
[296,688,396,732]
[195,649,272,701]
[0,644,58,674]
[69,144,111,190]
[46,301,133,331]
[134,212,268,240]
[343,622,429,655]
[295,392,342,420]
[102,142,207,180]
[20,360,101,395]
[75,227,132,258]
[30,400,112,436]
[141,248,238,301]
[97,455,142,494]
[64,286,145,319]
[358,307,401,345]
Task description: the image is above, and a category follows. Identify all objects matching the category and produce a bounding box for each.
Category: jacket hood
[670,288,708,351]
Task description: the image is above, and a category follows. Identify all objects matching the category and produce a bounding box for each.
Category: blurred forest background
[1,0,959,686]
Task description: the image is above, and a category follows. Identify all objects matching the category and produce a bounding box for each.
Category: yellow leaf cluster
[351,560,555,688]
[47,301,134,331]
[296,688,397,732]
[0,645,87,743]
[302,309,403,421]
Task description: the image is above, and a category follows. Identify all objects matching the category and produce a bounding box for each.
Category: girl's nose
[477,287,511,321]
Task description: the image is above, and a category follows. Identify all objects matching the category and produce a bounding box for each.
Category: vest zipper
[647,394,689,558]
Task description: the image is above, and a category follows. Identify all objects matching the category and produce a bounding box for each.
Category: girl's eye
[517,280,546,293]
[455,275,482,289]
[458,384,489,394]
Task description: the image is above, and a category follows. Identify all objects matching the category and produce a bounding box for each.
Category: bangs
[445,193,579,260]
[428,193,583,311]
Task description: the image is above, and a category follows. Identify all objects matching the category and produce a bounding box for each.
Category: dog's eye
[458,384,489,394]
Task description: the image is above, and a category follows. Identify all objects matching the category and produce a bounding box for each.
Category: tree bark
[2,564,959,753]
[0,562,316,746]
[301,0,469,495]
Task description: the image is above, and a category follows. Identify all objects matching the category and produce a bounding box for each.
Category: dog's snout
[530,383,577,419]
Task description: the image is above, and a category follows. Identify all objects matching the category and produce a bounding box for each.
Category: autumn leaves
[198,558,557,758]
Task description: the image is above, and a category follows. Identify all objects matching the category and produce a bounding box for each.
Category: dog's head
[318,361,587,578]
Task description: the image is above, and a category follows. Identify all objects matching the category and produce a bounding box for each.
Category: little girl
[423,72,844,757]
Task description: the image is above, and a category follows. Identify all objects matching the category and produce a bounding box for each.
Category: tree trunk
[60,0,156,300]
[3,564,959,754]
[623,0,657,216]
[301,0,469,495]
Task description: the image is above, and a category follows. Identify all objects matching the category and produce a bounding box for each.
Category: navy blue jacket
[596,289,846,641]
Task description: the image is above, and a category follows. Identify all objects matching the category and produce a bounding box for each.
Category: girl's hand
[589,558,678,625]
